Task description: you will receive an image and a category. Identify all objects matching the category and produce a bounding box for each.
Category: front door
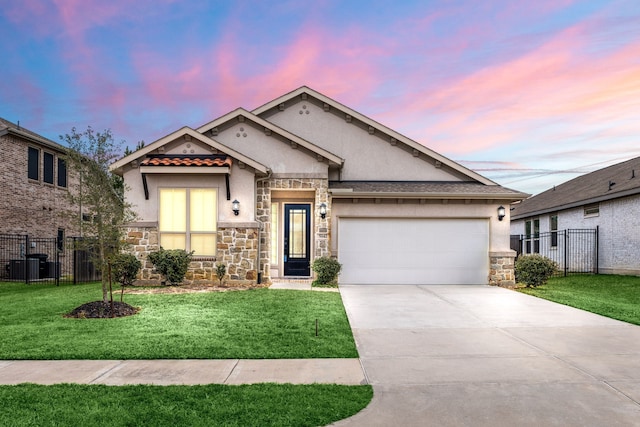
[283,204,311,276]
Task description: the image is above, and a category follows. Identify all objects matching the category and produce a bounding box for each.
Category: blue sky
[2,0,640,195]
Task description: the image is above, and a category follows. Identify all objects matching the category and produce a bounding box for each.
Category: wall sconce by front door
[497,205,506,221]
[232,199,240,216]
[319,203,327,219]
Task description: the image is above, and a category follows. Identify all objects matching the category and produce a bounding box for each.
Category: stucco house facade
[110,87,526,286]
[511,156,640,276]
[0,117,79,238]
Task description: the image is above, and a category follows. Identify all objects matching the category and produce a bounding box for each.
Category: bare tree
[61,127,136,302]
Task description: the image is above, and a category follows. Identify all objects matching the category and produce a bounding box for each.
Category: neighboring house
[0,118,79,238]
[110,87,527,286]
[511,156,640,276]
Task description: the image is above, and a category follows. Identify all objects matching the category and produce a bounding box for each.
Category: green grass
[0,383,373,427]
[0,282,358,359]
[517,274,640,325]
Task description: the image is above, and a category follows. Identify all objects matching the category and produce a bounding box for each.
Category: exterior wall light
[497,205,506,221]
[232,199,240,216]
[319,203,327,219]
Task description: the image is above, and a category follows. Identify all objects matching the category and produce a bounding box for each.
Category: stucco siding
[264,99,466,181]
[122,166,257,223]
[214,122,329,175]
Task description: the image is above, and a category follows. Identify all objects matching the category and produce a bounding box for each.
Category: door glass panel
[288,209,307,258]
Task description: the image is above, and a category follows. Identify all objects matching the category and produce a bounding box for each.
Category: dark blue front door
[283,204,311,276]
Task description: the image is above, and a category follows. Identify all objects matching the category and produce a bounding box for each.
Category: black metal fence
[510,228,599,276]
[0,234,101,285]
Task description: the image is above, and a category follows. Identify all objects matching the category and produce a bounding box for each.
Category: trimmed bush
[515,254,558,288]
[312,257,342,287]
[148,248,194,285]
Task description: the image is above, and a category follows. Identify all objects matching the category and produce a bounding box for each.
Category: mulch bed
[65,301,140,319]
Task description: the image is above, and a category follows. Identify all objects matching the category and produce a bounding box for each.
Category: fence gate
[510,228,599,276]
[0,234,101,285]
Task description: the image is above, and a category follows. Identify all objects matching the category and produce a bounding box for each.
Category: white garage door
[338,218,489,285]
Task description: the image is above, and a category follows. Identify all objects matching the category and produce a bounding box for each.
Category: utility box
[9,259,39,280]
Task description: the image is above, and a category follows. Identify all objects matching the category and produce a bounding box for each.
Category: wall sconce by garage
[497,205,506,221]
[319,203,327,219]
[232,199,240,216]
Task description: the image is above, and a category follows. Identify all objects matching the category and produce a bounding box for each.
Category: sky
[2,0,640,195]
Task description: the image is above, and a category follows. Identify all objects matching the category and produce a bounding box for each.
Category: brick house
[110,87,527,286]
[0,118,79,238]
[511,156,640,276]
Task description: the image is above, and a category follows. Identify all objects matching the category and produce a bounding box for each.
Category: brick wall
[1,134,80,237]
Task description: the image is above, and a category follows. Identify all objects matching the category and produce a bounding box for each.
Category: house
[0,117,79,238]
[511,156,640,276]
[109,87,527,286]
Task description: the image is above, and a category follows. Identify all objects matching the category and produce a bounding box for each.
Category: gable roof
[511,156,640,220]
[196,108,344,167]
[0,117,65,152]
[252,86,495,185]
[109,126,269,175]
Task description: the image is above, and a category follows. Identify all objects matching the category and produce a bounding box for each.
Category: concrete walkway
[333,285,640,426]
[0,358,365,385]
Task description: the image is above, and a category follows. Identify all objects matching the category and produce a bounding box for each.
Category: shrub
[311,257,342,287]
[515,254,558,288]
[110,253,141,302]
[216,263,226,286]
[148,248,194,285]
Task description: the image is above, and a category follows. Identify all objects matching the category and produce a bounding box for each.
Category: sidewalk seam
[88,360,124,385]
[223,359,240,384]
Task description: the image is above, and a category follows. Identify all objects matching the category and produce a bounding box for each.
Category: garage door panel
[338,218,489,285]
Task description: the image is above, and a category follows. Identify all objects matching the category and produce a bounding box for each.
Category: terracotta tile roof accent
[512,156,640,219]
[140,155,232,168]
[329,181,527,197]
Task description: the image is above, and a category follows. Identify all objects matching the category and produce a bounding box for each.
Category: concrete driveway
[334,285,640,426]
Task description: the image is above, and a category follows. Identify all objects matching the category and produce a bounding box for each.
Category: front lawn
[0,282,358,359]
[0,383,373,427]
[517,274,640,325]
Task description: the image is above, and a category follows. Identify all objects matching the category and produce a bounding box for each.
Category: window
[159,188,217,256]
[584,204,599,217]
[28,147,39,180]
[43,152,54,184]
[550,214,558,247]
[57,228,65,252]
[57,158,67,187]
[525,218,540,254]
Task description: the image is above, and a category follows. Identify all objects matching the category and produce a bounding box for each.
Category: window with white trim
[584,203,599,217]
[159,188,217,256]
[550,214,558,248]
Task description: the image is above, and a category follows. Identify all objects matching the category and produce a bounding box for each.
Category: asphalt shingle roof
[329,181,527,199]
[511,156,640,219]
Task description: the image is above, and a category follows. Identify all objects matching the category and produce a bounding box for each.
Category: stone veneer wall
[489,251,516,287]
[256,177,330,282]
[124,224,259,285]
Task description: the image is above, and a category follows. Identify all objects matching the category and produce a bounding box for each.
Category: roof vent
[632,169,636,179]
[608,180,616,190]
